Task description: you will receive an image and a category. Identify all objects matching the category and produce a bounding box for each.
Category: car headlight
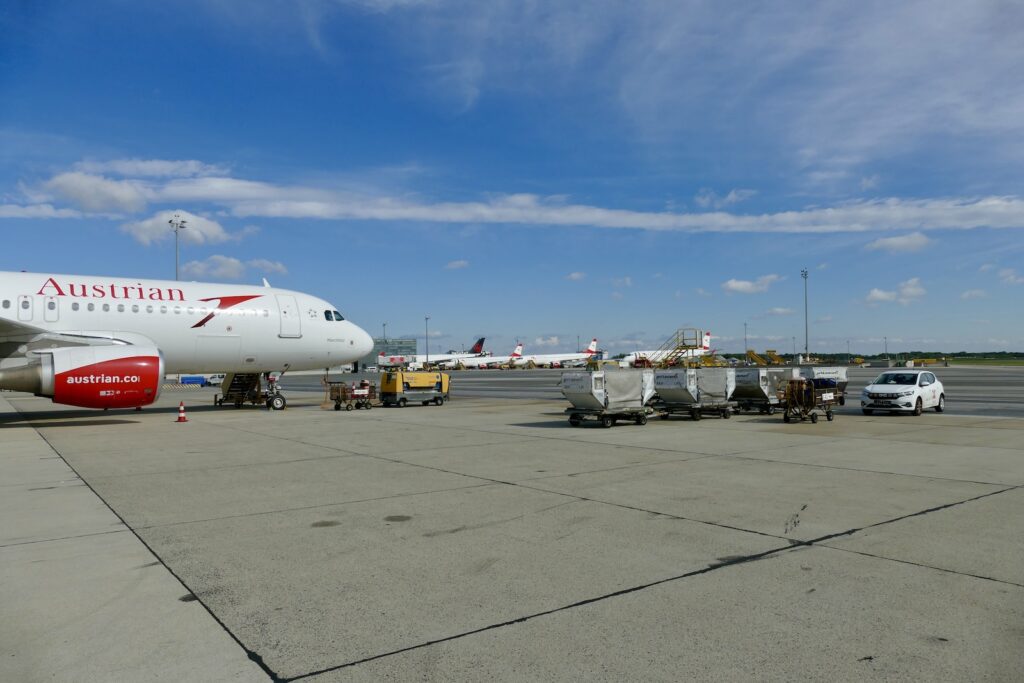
[899,390,915,397]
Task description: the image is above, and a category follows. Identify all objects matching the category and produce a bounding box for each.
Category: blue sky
[2,1,1023,354]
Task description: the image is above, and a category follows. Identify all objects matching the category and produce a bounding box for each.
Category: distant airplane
[409,337,487,369]
[449,342,524,369]
[0,271,374,410]
[511,338,600,368]
[618,331,713,367]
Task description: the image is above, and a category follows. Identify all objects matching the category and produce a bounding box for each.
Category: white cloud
[999,268,1024,285]
[444,259,469,269]
[979,263,996,272]
[121,210,233,245]
[74,159,228,178]
[765,307,794,316]
[695,288,711,297]
[565,271,586,281]
[866,288,897,303]
[0,203,81,218]
[898,277,926,304]
[816,263,828,270]
[721,274,781,294]
[46,172,147,213]
[867,277,926,305]
[865,231,932,252]
[612,276,633,287]
[960,289,987,300]
[532,336,560,348]
[246,258,288,275]
[694,188,757,209]
[181,255,246,280]
[815,315,833,323]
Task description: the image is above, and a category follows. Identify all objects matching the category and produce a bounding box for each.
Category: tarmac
[2,376,1023,681]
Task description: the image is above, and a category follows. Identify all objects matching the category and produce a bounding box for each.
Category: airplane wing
[0,321,157,361]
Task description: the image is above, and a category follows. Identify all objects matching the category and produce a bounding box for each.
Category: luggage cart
[325,380,377,411]
[782,378,836,423]
[565,406,651,428]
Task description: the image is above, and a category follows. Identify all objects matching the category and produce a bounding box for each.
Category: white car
[860,370,945,416]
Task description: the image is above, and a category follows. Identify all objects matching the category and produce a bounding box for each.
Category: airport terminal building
[358,338,417,369]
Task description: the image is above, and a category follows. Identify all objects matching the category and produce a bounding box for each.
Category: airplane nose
[353,324,374,358]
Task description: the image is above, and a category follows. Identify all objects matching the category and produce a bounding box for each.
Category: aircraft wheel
[270,395,287,411]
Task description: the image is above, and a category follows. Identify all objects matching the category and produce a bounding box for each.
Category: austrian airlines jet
[0,271,374,410]
[450,342,524,369]
[511,338,600,368]
[618,331,713,367]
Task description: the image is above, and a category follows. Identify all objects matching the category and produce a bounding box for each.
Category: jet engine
[0,345,164,409]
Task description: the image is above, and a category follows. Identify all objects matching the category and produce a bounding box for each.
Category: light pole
[169,213,187,280]
[577,335,580,353]
[884,336,889,362]
[382,322,387,342]
[744,322,748,354]
[425,315,430,365]
[801,268,809,359]
[847,339,851,364]
[792,336,796,359]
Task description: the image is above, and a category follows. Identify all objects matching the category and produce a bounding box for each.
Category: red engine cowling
[40,346,165,409]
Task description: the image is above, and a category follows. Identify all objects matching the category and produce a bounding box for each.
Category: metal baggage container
[798,366,849,404]
[695,367,736,402]
[561,369,655,412]
[733,368,771,402]
[653,369,699,405]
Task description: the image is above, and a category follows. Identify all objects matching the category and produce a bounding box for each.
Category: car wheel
[935,394,945,413]
[913,397,923,416]
[862,409,873,416]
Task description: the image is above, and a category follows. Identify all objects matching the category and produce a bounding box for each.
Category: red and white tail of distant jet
[0,271,373,411]
[409,337,487,369]
[453,342,524,368]
[512,338,600,368]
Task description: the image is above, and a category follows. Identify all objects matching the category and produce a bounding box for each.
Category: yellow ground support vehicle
[380,371,450,407]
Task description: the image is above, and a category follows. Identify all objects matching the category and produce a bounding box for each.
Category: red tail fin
[469,337,485,354]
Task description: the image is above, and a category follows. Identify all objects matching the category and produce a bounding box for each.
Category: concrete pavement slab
[825,487,1024,586]
[137,484,782,679]
[527,456,1001,541]
[323,546,1024,682]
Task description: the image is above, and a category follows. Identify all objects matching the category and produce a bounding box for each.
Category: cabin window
[117,304,125,313]
[21,300,29,309]
[173,306,181,314]
[262,309,269,317]
[333,310,345,321]
[102,304,110,312]
[187,307,194,315]
[161,306,167,314]
[87,303,95,312]
[132,305,139,313]
[146,305,153,313]
[47,301,56,310]
[2,300,9,309]
[71,302,79,311]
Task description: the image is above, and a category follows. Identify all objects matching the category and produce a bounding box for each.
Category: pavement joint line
[715,451,1020,488]
[133,482,499,531]
[8,403,280,683]
[77,449,371,481]
[283,485,1024,679]
[518,452,728,482]
[816,544,1024,589]
[0,528,127,549]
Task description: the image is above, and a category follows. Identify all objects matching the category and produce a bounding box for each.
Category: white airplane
[0,271,374,410]
[449,342,524,369]
[408,337,487,369]
[511,338,600,368]
[618,331,713,367]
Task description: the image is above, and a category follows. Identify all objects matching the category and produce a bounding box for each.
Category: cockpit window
[324,310,333,321]
[333,310,345,321]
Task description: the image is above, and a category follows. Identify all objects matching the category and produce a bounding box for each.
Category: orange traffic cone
[176,401,189,423]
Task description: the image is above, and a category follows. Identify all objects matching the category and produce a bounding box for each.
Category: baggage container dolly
[324,378,377,411]
[565,405,652,428]
[653,397,737,421]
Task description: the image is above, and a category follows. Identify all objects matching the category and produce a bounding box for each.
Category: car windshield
[872,373,918,385]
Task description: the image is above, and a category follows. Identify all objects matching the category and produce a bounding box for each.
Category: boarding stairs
[652,328,705,368]
[216,373,263,407]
